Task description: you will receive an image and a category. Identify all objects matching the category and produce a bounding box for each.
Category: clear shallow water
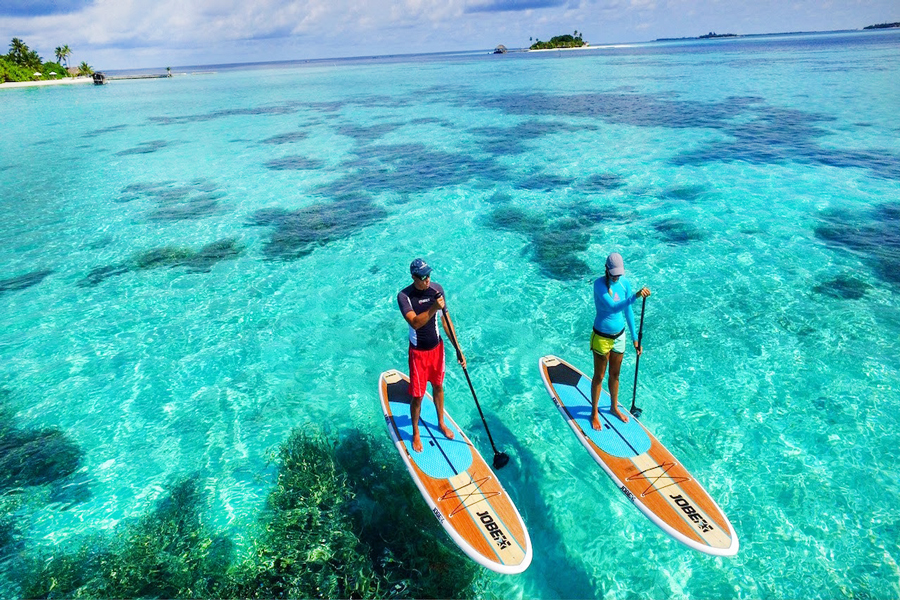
[1,29,899,598]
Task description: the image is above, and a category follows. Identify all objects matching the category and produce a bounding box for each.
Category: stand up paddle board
[379,369,532,574]
[539,355,738,556]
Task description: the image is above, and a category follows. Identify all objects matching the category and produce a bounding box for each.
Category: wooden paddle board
[539,355,738,556]
[379,369,532,574]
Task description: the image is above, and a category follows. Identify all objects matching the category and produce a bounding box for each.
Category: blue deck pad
[389,400,474,479]
[553,373,651,458]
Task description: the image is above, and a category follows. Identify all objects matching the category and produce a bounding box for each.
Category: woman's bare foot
[612,406,630,423]
[591,415,603,431]
[412,434,423,453]
[439,423,455,440]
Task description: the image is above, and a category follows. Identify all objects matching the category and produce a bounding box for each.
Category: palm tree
[60,44,72,68]
[55,46,63,63]
[77,61,93,76]
[9,38,27,63]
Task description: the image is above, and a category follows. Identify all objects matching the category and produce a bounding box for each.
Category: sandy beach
[0,76,94,90]
[527,45,605,52]
[526,44,631,52]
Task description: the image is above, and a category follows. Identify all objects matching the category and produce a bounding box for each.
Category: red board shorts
[408,339,445,398]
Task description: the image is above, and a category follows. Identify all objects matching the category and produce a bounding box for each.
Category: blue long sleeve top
[593,276,638,339]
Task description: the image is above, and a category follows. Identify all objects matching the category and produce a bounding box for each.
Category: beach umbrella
[34,72,43,77]
[49,71,56,75]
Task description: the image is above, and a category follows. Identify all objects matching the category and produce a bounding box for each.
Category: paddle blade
[629,406,643,419]
[493,452,510,469]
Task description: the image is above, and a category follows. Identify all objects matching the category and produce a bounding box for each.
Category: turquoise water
[2,29,900,598]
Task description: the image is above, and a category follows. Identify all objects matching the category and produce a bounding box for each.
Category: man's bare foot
[439,423,455,440]
[412,434,423,453]
[612,406,630,423]
[591,415,603,431]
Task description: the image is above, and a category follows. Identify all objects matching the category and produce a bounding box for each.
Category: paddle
[629,295,647,419]
[441,306,510,469]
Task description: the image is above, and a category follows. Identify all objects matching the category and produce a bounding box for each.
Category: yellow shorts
[591,329,626,355]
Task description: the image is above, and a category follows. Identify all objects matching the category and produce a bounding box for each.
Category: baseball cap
[410,258,433,278]
[605,253,625,276]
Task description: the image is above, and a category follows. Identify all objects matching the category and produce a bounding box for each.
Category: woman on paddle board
[590,253,650,430]
[398,258,466,452]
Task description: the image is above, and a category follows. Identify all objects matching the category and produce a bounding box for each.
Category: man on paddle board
[591,252,650,430]
[398,258,466,453]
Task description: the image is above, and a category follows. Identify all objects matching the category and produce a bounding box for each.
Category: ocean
[1,29,899,598]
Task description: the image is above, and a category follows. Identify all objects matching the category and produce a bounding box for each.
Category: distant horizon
[99,26,898,76]
[2,0,897,71]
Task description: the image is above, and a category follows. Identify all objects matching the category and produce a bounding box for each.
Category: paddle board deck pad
[539,355,738,556]
[379,369,532,574]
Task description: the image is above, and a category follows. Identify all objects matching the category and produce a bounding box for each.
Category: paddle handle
[630,296,647,411]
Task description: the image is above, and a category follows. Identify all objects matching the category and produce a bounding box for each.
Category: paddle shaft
[441,308,503,456]
[630,296,647,412]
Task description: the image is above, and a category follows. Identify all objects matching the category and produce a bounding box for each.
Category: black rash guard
[397,282,445,350]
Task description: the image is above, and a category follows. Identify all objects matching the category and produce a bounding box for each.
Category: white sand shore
[527,44,635,52]
[528,45,601,52]
[0,77,94,90]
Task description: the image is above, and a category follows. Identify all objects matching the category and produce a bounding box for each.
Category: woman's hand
[634,341,643,356]
[637,287,651,298]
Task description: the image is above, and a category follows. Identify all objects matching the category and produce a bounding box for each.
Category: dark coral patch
[248,195,387,260]
[516,173,575,192]
[82,124,128,138]
[487,91,900,181]
[0,397,83,492]
[15,431,476,599]
[487,206,545,234]
[78,238,245,286]
[568,202,632,225]
[660,185,707,202]
[147,191,227,221]
[813,275,872,300]
[486,191,512,205]
[79,265,130,287]
[472,120,590,156]
[261,132,309,145]
[409,117,452,127]
[532,217,592,280]
[0,429,83,490]
[325,144,507,196]
[118,180,227,221]
[578,173,625,192]
[0,270,52,294]
[336,123,402,142]
[265,156,325,170]
[149,104,298,126]
[122,181,176,193]
[653,218,705,244]
[116,140,170,156]
[815,202,900,285]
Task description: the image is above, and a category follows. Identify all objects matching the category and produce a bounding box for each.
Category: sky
[1,0,898,70]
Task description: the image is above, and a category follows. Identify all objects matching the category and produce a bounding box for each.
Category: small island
[864,22,900,29]
[530,32,587,50]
